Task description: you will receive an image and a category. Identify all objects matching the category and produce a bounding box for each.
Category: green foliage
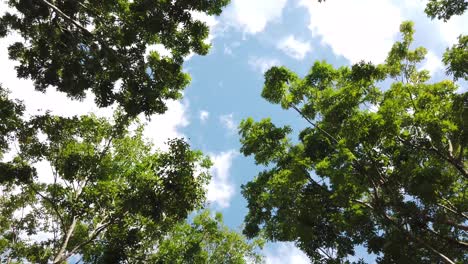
[0,109,212,263]
[443,35,468,81]
[0,85,35,185]
[240,21,468,263]
[0,0,230,116]
[151,210,264,264]
[425,0,468,21]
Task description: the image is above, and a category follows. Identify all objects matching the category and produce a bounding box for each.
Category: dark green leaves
[425,0,468,21]
[443,35,468,80]
[1,0,230,116]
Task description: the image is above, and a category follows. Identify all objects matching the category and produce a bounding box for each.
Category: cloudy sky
[1,0,467,262]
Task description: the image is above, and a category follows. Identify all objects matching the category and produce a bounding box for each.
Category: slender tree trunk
[53,216,77,264]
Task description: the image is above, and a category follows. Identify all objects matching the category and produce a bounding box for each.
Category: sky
[1,0,467,263]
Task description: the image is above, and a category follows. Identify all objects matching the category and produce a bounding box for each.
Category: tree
[425,0,468,21]
[0,98,212,263]
[150,210,264,264]
[0,0,230,116]
[239,21,467,264]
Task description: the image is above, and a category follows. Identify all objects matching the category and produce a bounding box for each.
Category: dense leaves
[0,110,212,263]
[425,0,468,21]
[151,210,264,264]
[443,35,468,81]
[240,21,467,263]
[0,85,34,185]
[0,0,230,116]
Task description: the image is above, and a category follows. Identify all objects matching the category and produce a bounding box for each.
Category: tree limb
[53,216,77,264]
[39,0,94,38]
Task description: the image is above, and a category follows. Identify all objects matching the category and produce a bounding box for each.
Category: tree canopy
[0,0,230,116]
[151,210,264,264]
[239,21,467,263]
[0,97,213,263]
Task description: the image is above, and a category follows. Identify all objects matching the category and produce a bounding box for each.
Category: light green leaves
[240,21,468,263]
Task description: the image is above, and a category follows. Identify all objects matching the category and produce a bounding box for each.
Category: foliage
[0,106,212,263]
[240,21,467,264]
[0,85,34,185]
[425,0,468,21]
[443,35,468,81]
[0,0,230,116]
[151,210,264,264]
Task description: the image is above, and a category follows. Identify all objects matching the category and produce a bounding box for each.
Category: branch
[423,225,468,249]
[290,104,339,144]
[53,216,77,264]
[61,219,113,261]
[39,0,93,38]
[380,211,456,264]
[29,184,66,233]
[436,201,468,220]
[397,136,468,179]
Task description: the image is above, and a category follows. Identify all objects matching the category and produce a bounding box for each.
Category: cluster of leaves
[240,21,467,263]
[151,210,264,264]
[0,85,33,185]
[443,35,468,81]
[425,0,468,21]
[0,0,230,116]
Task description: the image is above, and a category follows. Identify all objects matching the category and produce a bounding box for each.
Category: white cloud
[394,0,468,46]
[206,150,237,208]
[143,100,189,151]
[265,243,310,264]
[299,0,402,64]
[436,14,468,45]
[219,113,237,133]
[277,35,311,60]
[224,0,288,34]
[421,50,443,76]
[248,57,281,74]
[145,44,172,60]
[224,45,233,55]
[199,110,210,123]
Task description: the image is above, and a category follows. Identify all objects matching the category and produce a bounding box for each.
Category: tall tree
[0,101,212,263]
[239,21,467,263]
[150,210,264,264]
[0,0,230,116]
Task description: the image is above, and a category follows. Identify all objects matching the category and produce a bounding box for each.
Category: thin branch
[39,0,93,37]
[62,219,114,261]
[436,202,468,221]
[318,247,334,260]
[53,216,77,264]
[29,184,65,232]
[380,211,456,264]
[290,104,340,144]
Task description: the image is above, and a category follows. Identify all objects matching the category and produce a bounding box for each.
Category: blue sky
[1,0,467,262]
